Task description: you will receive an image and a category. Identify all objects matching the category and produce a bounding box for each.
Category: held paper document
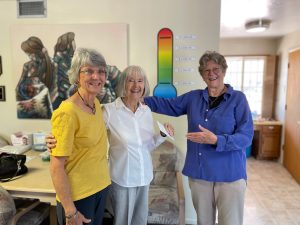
[157,121,175,141]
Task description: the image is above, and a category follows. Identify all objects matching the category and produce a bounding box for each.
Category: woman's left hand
[186,125,217,144]
[45,133,57,153]
[163,123,175,137]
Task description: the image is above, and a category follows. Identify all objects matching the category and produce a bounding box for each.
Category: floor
[244,157,300,225]
[105,157,300,225]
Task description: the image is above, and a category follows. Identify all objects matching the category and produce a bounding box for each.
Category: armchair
[103,140,185,225]
[0,186,50,225]
[148,140,185,225]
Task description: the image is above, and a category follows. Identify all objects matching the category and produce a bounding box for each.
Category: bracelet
[65,210,78,220]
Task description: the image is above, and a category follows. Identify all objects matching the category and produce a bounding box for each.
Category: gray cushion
[0,186,50,225]
[148,141,182,225]
[151,141,180,172]
[0,186,16,225]
[151,171,176,187]
[148,185,179,224]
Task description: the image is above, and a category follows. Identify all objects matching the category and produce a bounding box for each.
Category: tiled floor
[244,157,300,225]
[109,157,300,225]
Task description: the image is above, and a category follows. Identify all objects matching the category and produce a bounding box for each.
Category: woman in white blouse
[46,65,174,225]
[103,65,174,225]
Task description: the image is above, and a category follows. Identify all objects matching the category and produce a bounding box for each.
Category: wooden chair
[10,198,50,225]
[0,186,50,225]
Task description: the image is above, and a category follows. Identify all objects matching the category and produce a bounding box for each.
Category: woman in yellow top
[50,48,111,225]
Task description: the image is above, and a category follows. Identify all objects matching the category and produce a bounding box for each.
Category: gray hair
[116,65,150,97]
[68,48,107,84]
[198,51,228,75]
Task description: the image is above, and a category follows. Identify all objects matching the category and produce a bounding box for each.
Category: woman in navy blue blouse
[144,51,253,225]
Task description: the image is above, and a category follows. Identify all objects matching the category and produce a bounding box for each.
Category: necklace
[208,85,226,108]
[77,91,96,114]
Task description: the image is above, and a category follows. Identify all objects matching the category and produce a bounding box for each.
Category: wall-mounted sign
[153,28,177,98]
[174,56,196,62]
[175,35,197,40]
[174,67,195,73]
[174,45,196,51]
[174,81,196,86]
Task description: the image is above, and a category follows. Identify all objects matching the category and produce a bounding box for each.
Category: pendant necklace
[205,86,226,122]
[208,85,226,109]
[77,91,96,114]
[209,96,218,108]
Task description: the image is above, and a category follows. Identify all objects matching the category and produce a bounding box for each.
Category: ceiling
[220,0,300,38]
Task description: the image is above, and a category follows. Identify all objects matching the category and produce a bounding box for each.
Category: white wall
[220,37,279,55]
[0,1,221,223]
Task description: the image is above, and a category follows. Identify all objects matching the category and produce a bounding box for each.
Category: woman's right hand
[45,133,57,152]
[66,210,91,225]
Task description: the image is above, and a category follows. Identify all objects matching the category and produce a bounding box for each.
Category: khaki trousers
[189,178,246,225]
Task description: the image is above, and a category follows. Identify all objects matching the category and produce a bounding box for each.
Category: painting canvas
[11,24,128,119]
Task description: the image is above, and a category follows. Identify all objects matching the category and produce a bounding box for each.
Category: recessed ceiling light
[245,19,271,33]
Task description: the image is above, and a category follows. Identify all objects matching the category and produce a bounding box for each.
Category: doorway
[283,49,300,183]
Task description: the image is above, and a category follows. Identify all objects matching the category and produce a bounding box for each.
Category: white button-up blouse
[102,97,166,187]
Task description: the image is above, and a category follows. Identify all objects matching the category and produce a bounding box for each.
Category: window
[224,56,265,119]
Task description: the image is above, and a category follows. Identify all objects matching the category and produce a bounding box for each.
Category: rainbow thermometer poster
[153,28,177,98]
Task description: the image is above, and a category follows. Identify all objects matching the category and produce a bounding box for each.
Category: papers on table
[0,145,31,154]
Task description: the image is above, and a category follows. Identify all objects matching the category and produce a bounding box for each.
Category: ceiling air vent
[17,0,47,18]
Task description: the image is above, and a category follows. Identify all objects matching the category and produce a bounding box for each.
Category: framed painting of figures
[11,24,128,119]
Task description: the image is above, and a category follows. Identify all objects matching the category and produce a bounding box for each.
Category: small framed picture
[0,56,2,75]
[0,86,6,101]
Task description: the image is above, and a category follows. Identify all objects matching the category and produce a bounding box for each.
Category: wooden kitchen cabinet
[252,121,282,159]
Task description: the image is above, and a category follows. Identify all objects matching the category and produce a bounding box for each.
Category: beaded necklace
[77,91,96,114]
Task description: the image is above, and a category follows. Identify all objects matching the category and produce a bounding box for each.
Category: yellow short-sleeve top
[51,100,111,201]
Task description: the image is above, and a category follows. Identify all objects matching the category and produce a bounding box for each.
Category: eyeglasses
[80,68,107,76]
[202,67,222,76]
